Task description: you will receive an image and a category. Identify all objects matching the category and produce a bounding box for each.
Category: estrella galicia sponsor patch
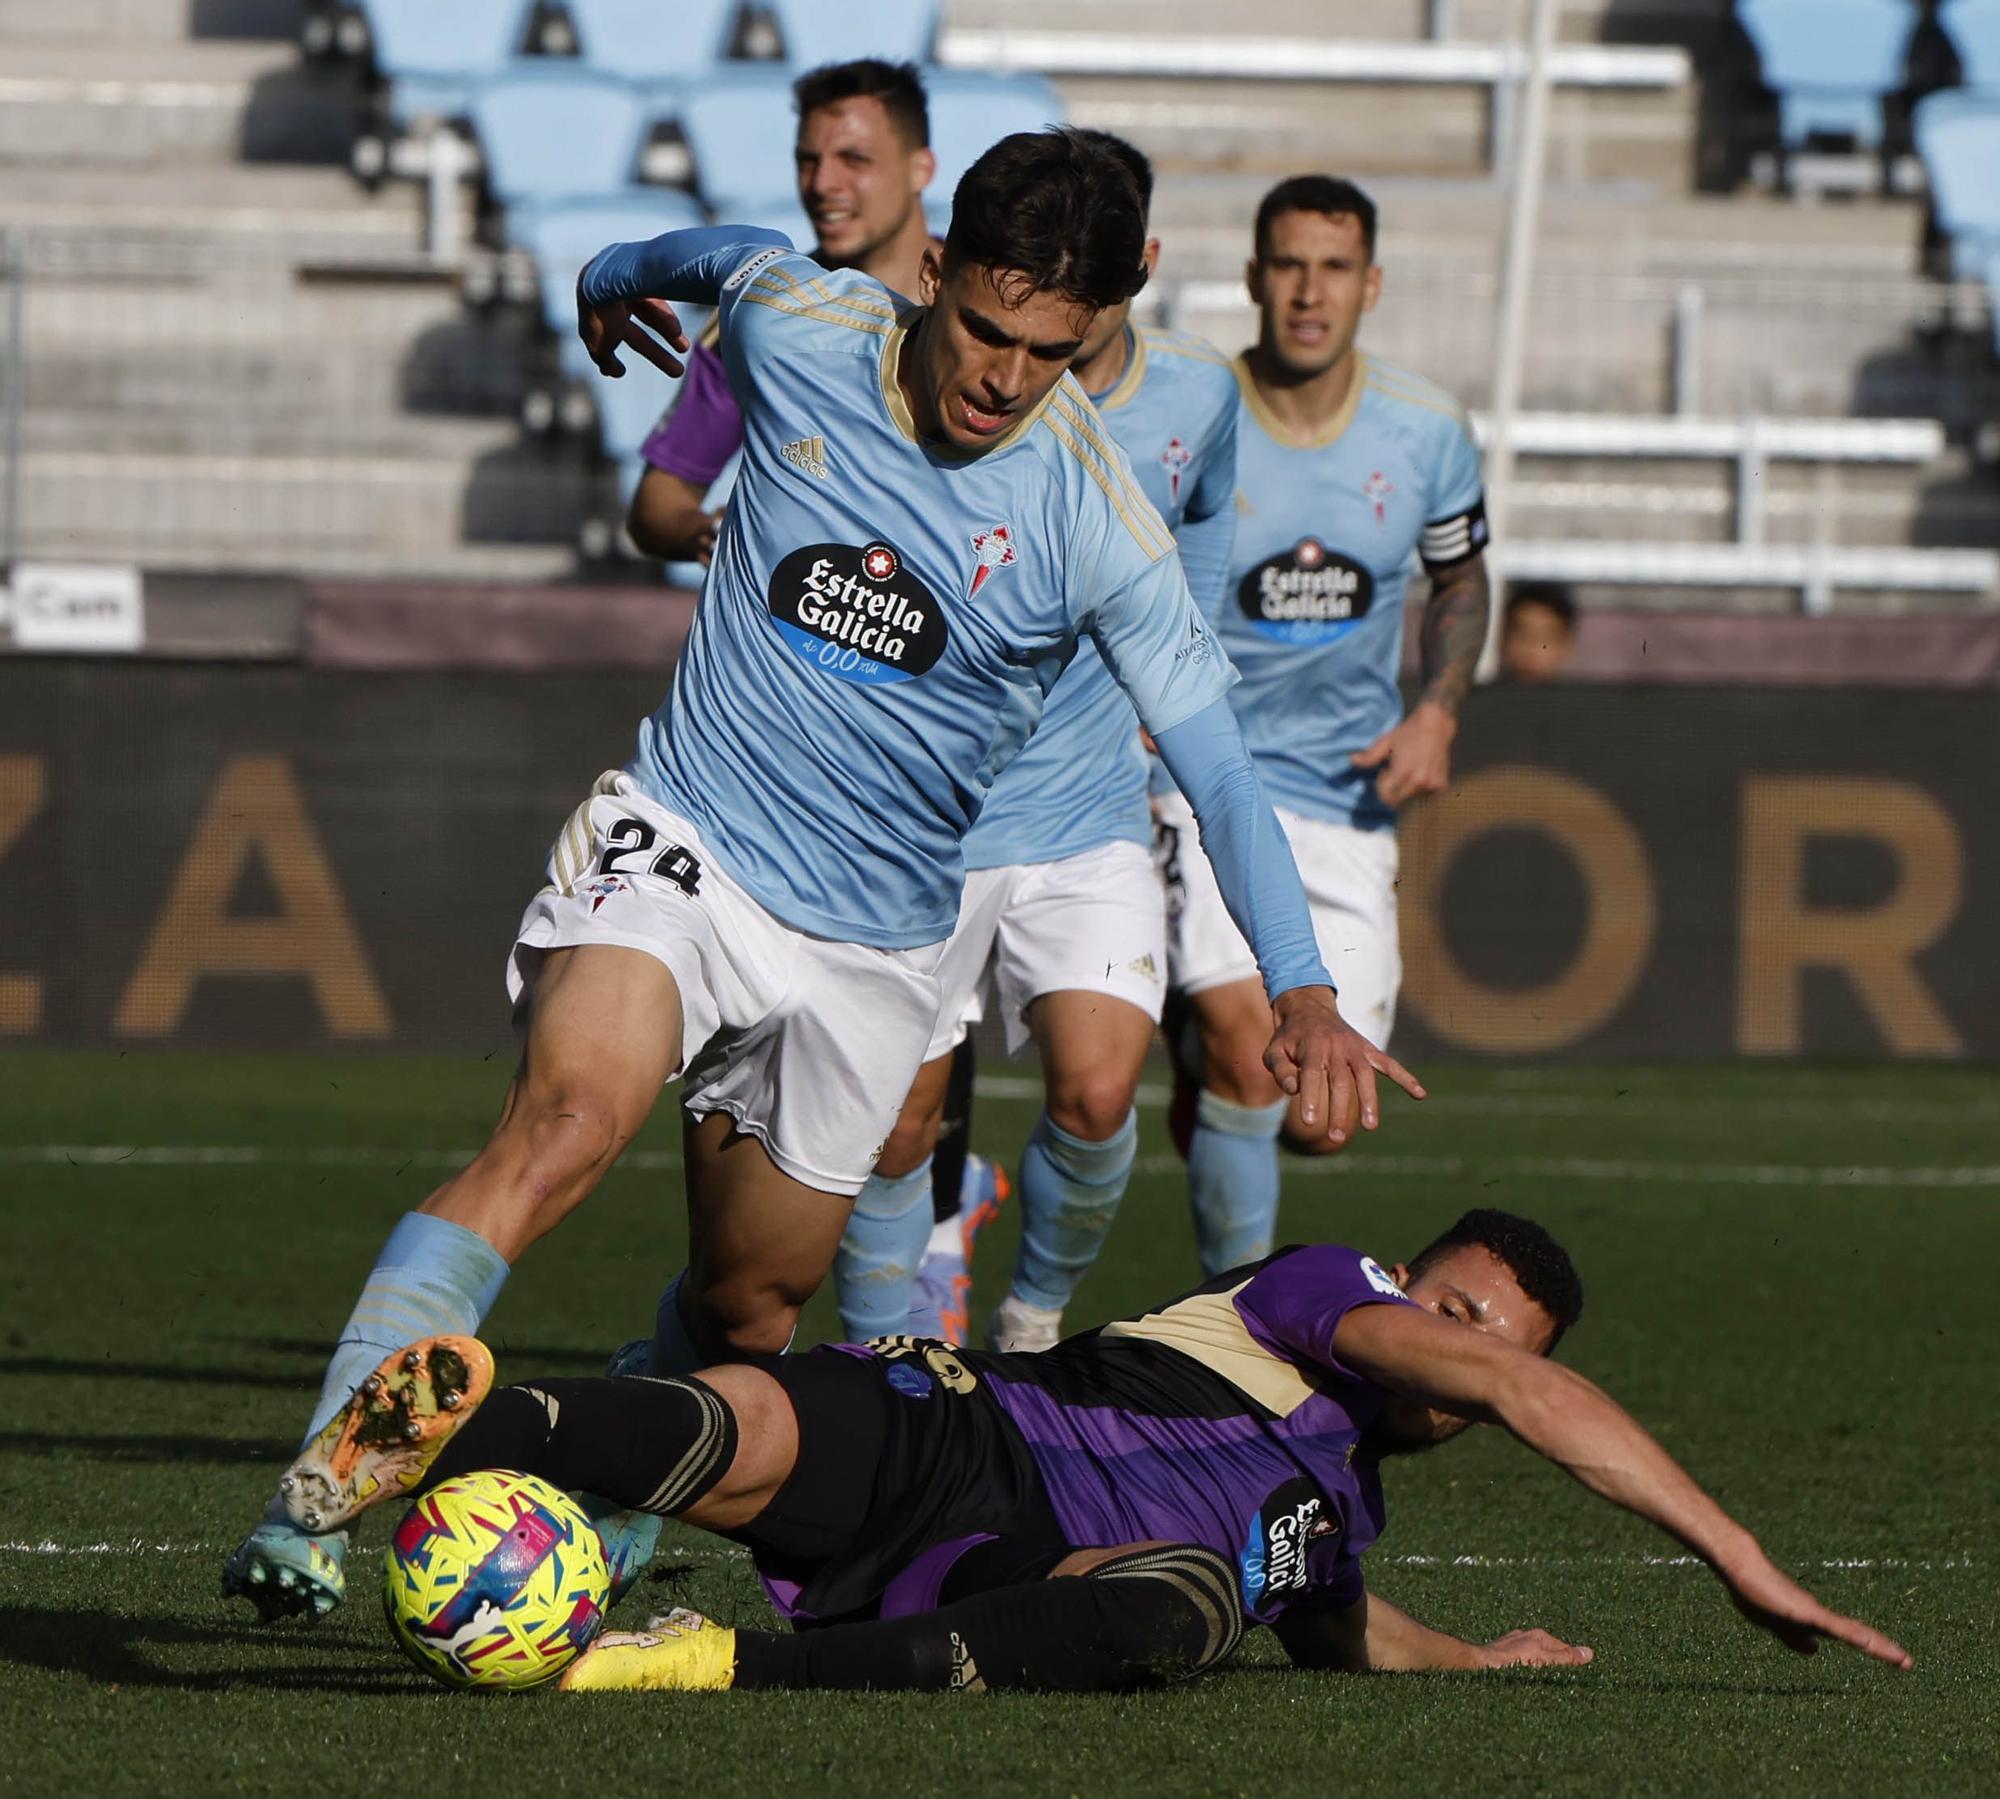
[1238,1476,1339,1611]
[1237,536,1374,643]
[766,540,947,685]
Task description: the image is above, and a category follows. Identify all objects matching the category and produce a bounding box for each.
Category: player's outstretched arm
[575,224,792,380]
[1153,699,1425,1143]
[1330,1302,1915,1671]
[1275,1590,1592,1674]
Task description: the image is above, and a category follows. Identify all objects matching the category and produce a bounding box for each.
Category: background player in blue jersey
[287,1208,1911,1693]
[227,133,1419,1622]
[1155,175,1493,1275]
[833,131,1241,1357]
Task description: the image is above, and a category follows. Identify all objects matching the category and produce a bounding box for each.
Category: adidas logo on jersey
[782,435,830,480]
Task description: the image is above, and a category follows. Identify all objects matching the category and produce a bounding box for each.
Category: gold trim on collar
[1235,348,1369,451]
[876,311,1062,459]
[1090,323,1148,413]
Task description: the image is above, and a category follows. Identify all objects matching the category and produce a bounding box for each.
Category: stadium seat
[355,0,534,125]
[735,199,818,262]
[922,71,1067,226]
[768,0,940,68]
[673,67,804,213]
[1736,0,1918,151]
[470,67,653,211]
[1939,0,2000,91]
[1912,89,2000,350]
[566,0,738,81]
[514,190,708,338]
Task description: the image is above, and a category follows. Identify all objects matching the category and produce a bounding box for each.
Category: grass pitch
[0,1049,1994,1796]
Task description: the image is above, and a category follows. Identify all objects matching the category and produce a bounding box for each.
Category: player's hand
[1265,985,1425,1146]
[1350,701,1457,807]
[1478,1628,1594,1670]
[577,285,691,380]
[1720,1549,1914,1669]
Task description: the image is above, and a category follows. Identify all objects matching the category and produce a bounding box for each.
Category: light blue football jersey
[961,323,1239,871]
[626,248,1236,949]
[1217,351,1486,830]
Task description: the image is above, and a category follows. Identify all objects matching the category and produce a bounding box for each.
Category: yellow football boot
[560,1609,739,1692]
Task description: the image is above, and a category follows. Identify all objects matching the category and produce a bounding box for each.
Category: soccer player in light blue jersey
[1155,175,1493,1276]
[226,133,1420,1622]
[836,132,1242,1355]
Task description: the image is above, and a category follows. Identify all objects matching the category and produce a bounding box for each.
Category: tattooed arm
[1349,552,1488,807]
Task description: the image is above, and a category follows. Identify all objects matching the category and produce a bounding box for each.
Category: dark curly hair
[944,127,1150,313]
[1408,1208,1584,1346]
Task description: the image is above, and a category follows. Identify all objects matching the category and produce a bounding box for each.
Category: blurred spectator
[1499,581,1578,682]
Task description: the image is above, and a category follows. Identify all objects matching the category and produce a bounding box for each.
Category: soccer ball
[382,1468,610,1691]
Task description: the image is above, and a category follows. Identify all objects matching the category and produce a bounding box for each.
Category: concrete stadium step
[946,0,1722,47]
[1062,69,1698,187]
[0,0,302,40]
[15,442,598,570]
[0,37,356,166]
[19,272,537,422]
[2,165,454,270]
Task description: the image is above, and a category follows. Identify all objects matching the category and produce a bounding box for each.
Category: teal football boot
[222,1514,348,1622]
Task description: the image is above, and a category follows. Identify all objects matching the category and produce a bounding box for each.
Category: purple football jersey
[968,1244,1418,1622]
[639,338,743,486]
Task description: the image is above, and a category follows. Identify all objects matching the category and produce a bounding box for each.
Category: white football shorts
[926,838,1167,1062]
[508,772,942,1196]
[1152,789,1401,1047]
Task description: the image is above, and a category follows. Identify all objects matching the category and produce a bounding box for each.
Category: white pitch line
[0,1540,1965,1572]
[4,1144,1996,1188]
[971,1073,2000,1123]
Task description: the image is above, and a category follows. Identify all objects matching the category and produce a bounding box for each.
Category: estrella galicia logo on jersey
[1237,536,1374,644]
[766,540,947,685]
[1238,1476,1339,1612]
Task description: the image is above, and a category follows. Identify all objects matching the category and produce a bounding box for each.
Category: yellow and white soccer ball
[382,1468,610,1691]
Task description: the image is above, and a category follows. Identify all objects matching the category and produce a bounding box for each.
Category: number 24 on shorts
[598,816,702,896]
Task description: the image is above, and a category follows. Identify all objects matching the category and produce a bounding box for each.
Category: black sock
[731,1544,1244,1694]
[416,1375,737,1516]
[930,1039,978,1225]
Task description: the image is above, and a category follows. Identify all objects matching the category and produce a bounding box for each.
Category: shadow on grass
[0,1606,420,1694]
[0,1430,292,1465]
[0,1354,312,1391]
[242,1337,614,1371]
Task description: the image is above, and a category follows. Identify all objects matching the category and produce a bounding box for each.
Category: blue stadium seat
[1913,89,2000,349]
[1737,0,1918,150]
[514,190,708,338]
[470,66,653,210]
[922,72,1067,228]
[566,0,738,81]
[673,67,802,213]
[1939,0,2000,91]
[768,0,940,68]
[355,0,534,125]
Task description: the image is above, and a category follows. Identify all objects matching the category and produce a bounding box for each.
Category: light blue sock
[648,1271,702,1376]
[834,1159,934,1341]
[303,1212,509,1442]
[1011,1109,1138,1313]
[1187,1092,1289,1277]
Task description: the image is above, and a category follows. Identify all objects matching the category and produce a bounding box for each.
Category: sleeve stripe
[735,290,891,335]
[1048,390,1177,559]
[1043,413,1173,562]
[760,262,898,321]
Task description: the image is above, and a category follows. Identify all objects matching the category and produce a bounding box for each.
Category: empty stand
[1939,0,2000,89]
[357,0,534,126]
[470,66,654,211]
[923,70,1067,214]
[1913,89,2000,350]
[676,67,807,213]
[566,0,738,79]
[769,0,941,68]
[1736,0,1917,153]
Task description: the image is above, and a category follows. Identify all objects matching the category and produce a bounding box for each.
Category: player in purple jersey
[291,1210,1911,1694]
[627,59,939,565]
